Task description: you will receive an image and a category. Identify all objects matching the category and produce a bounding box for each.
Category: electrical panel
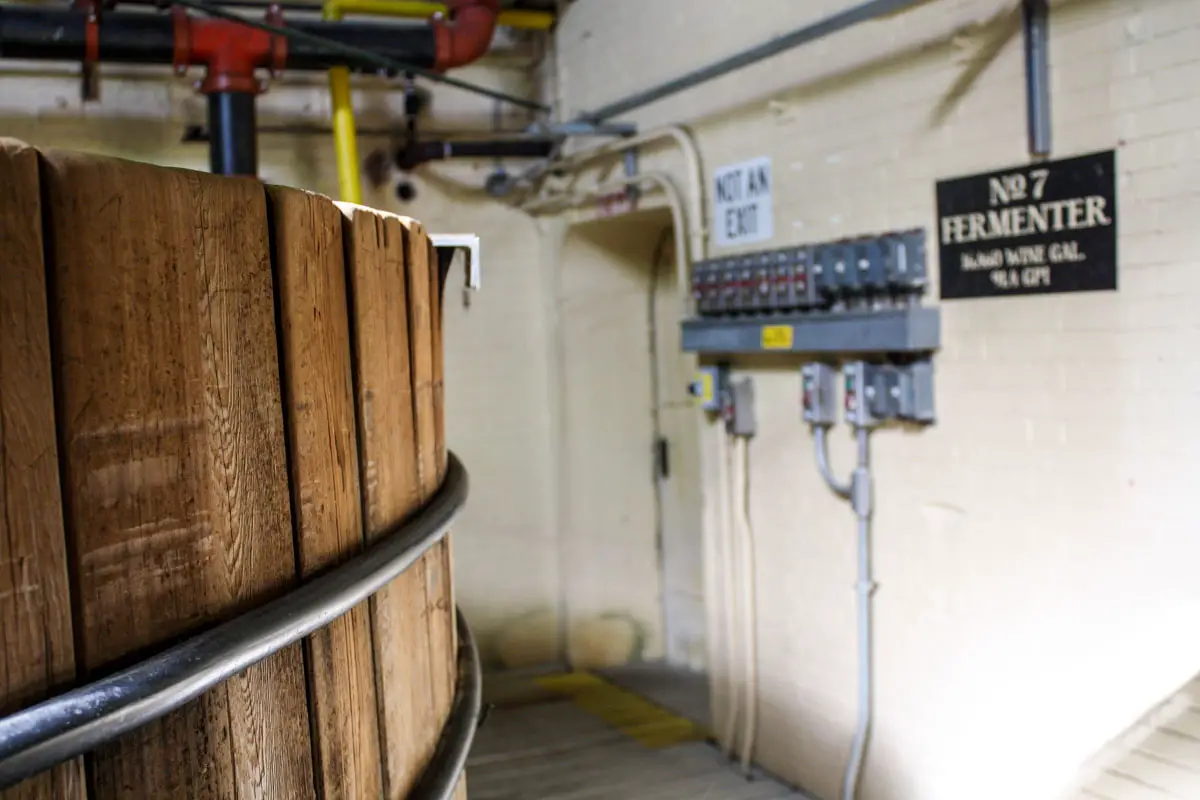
[683,229,936,356]
[691,229,926,319]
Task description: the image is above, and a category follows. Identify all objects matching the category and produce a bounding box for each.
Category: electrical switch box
[866,365,903,421]
[898,358,936,423]
[690,365,724,412]
[723,376,756,438]
[800,362,838,426]
[843,361,879,428]
[843,360,936,427]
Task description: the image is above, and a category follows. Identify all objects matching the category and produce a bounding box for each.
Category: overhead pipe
[325,0,551,31]
[577,0,936,123]
[0,3,439,174]
[0,6,439,73]
[0,0,512,178]
[112,0,553,29]
[394,137,555,171]
[430,0,496,70]
[520,127,707,267]
[322,0,500,200]
[529,0,949,254]
[1022,0,1051,157]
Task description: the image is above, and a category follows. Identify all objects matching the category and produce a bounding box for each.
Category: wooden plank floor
[468,668,810,800]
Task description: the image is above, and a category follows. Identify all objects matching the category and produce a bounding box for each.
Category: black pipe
[207,91,257,175]
[0,6,436,72]
[395,138,556,171]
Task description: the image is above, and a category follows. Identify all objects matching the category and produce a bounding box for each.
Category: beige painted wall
[552,1,1200,799]
[554,213,667,666]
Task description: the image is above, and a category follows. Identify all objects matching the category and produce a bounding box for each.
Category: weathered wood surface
[429,250,467,800]
[41,151,316,800]
[338,204,457,798]
[0,140,85,800]
[268,185,383,800]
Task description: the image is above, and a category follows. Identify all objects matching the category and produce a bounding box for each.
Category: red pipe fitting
[432,0,499,71]
[173,5,287,94]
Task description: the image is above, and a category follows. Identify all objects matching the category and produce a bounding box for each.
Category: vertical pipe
[735,436,758,776]
[717,430,741,757]
[842,427,873,800]
[1023,0,1051,158]
[328,66,363,203]
[207,91,258,176]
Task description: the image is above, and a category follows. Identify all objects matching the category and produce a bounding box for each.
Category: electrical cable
[734,435,759,776]
[166,0,550,112]
[717,429,741,758]
[815,425,851,499]
[842,427,874,800]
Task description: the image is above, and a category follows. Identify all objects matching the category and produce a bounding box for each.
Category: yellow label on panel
[761,325,794,350]
[698,371,714,405]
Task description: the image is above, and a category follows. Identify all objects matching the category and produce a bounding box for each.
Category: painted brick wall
[555,1,1200,798]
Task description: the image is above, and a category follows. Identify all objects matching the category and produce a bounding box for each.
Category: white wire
[702,423,729,733]
[734,436,759,774]
[717,430,742,756]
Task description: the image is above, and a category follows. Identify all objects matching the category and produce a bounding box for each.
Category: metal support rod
[207,91,259,175]
[578,0,933,123]
[1023,0,1051,157]
[408,608,483,800]
[0,454,470,791]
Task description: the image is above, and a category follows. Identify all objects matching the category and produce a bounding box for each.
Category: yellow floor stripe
[535,672,709,749]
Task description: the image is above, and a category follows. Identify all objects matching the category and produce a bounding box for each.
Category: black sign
[936,150,1117,299]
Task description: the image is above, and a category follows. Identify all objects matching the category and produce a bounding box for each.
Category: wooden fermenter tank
[0,139,472,799]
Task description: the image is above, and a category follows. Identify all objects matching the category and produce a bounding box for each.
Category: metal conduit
[577,0,934,123]
[0,453,477,796]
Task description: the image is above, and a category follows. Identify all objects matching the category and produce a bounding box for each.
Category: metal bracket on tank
[432,233,481,294]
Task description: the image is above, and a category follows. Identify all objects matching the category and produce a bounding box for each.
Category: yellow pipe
[323,0,553,201]
[325,4,362,203]
[328,65,362,204]
[324,0,554,30]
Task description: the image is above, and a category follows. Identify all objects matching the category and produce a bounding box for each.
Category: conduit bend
[432,0,499,70]
[529,127,707,264]
[520,169,691,317]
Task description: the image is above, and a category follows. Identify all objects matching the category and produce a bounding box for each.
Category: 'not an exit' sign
[713,156,773,248]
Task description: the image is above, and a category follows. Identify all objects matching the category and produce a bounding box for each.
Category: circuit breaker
[690,229,927,322]
[882,230,928,299]
[801,362,838,426]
